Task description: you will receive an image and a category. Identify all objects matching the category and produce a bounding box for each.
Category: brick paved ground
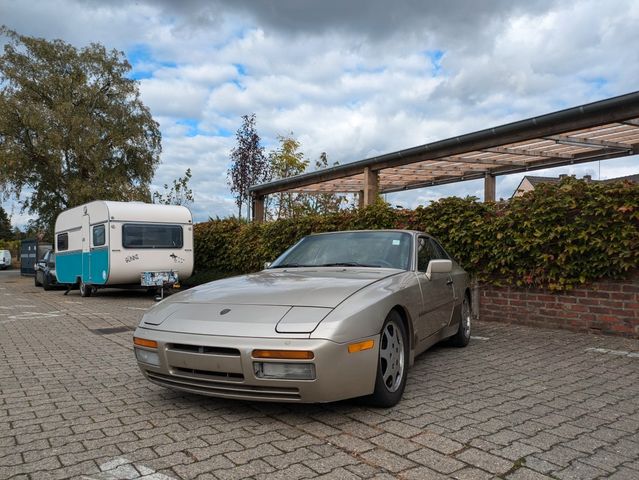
[1,270,639,479]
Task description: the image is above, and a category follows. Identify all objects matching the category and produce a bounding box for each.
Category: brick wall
[478,271,639,338]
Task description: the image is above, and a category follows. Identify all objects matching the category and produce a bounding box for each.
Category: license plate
[141,271,178,287]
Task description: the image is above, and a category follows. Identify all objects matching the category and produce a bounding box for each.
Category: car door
[416,236,455,337]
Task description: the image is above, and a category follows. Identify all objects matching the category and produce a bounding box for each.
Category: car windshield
[270,231,412,270]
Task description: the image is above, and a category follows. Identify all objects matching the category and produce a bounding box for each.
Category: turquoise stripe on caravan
[56,250,83,284]
[56,248,109,285]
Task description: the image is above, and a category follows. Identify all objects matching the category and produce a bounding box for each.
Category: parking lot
[1,270,639,479]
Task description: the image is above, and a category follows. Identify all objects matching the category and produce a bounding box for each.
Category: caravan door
[81,211,91,283]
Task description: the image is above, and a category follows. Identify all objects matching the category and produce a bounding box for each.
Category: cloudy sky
[2,0,638,225]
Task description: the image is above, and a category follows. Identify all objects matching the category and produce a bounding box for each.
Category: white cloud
[1,0,638,228]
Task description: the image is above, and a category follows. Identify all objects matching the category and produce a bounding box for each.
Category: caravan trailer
[55,201,194,296]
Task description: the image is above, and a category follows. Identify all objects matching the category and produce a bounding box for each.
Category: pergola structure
[249,91,639,221]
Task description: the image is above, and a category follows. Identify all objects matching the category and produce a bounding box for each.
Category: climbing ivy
[194,178,638,290]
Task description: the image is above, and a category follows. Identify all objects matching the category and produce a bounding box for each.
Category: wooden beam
[252,195,265,223]
[363,167,379,206]
[482,146,575,159]
[484,174,496,202]
[545,135,633,150]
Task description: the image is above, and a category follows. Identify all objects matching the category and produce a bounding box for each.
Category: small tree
[227,114,269,218]
[0,207,12,240]
[268,134,309,219]
[301,152,347,215]
[153,169,194,206]
[0,28,161,235]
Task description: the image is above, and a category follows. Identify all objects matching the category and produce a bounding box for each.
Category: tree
[0,206,11,240]
[227,114,269,219]
[301,152,347,215]
[0,28,161,235]
[268,134,309,219]
[152,168,194,206]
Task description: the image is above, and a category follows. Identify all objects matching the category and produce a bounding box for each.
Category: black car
[34,250,57,290]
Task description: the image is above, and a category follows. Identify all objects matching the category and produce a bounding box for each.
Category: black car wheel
[43,274,52,291]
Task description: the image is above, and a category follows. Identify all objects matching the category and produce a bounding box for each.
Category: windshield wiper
[317,262,382,268]
[270,263,313,268]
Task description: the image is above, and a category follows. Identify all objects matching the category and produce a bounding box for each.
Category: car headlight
[253,362,316,380]
[135,348,160,367]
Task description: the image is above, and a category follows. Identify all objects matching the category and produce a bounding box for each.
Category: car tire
[449,293,471,347]
[79,281,92,297]
[366,310,409,408]
[43,274,52,291]
[34,273,42,287]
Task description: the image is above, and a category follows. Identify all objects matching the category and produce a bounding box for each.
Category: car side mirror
[425,259,452,280]
[264,262,272,269]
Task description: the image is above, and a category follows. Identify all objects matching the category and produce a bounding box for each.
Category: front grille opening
[168,344,240,356]
[91,326,134,335]
[146,371,301,400]
[172,367,244,381]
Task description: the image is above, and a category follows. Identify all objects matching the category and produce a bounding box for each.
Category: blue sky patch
[423,49,444,76]
[125,44,177,80]
[176,118,200,137]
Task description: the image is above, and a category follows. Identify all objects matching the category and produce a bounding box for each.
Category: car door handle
[446,279,453,286]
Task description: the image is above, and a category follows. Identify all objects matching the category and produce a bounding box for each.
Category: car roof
[310,229,426,236]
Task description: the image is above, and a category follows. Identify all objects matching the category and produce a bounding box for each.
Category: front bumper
[133,327,379,403]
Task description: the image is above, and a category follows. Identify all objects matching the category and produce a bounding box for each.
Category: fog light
[254,362,316,380]
[135,348,160,366]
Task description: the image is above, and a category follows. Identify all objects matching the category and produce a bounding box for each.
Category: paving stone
[3,275,639,480]
[303,452,360,474]
[215,459,276,480]
[326,433,375,453]
[370,432,419,455]
[173,455,235,479]
[455,447,513,475]
[506,466,555,479]
[555,460,608,479]
[400,465,451,479]
[450,467,494,480]
[407,447,465,474]
[412,431,463,454]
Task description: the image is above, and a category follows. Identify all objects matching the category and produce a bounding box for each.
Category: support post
[252,195,265,223]
[484,173,496,202]
[358,190,364,208]
[363,167,379,206]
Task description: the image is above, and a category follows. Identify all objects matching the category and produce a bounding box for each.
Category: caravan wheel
[79,282,92,297]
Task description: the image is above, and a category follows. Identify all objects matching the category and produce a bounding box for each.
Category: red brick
[587,291,611,299]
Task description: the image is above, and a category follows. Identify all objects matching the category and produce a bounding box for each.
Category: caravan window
[57,233,68,251]
[122,224,183,249]
[93,224,106,247]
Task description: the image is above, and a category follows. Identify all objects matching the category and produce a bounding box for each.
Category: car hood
[139,268,402,337]
[171,268,402,307]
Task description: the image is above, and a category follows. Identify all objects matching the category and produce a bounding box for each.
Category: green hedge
[194,178,639,290]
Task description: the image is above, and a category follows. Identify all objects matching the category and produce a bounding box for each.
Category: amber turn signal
[348,339,375,353]
[134,337,158,348]
[252,349,314,360]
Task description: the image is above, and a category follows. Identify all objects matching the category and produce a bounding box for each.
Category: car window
[417,237,436,272]
[429,238,450,260]
[270,231,412,270]
[93,224,106,247]
[57,233,68,251]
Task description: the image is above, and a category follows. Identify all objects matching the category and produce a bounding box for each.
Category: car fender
[311,271,420,346]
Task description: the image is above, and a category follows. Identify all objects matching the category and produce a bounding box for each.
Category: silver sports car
[133,230,471,406]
